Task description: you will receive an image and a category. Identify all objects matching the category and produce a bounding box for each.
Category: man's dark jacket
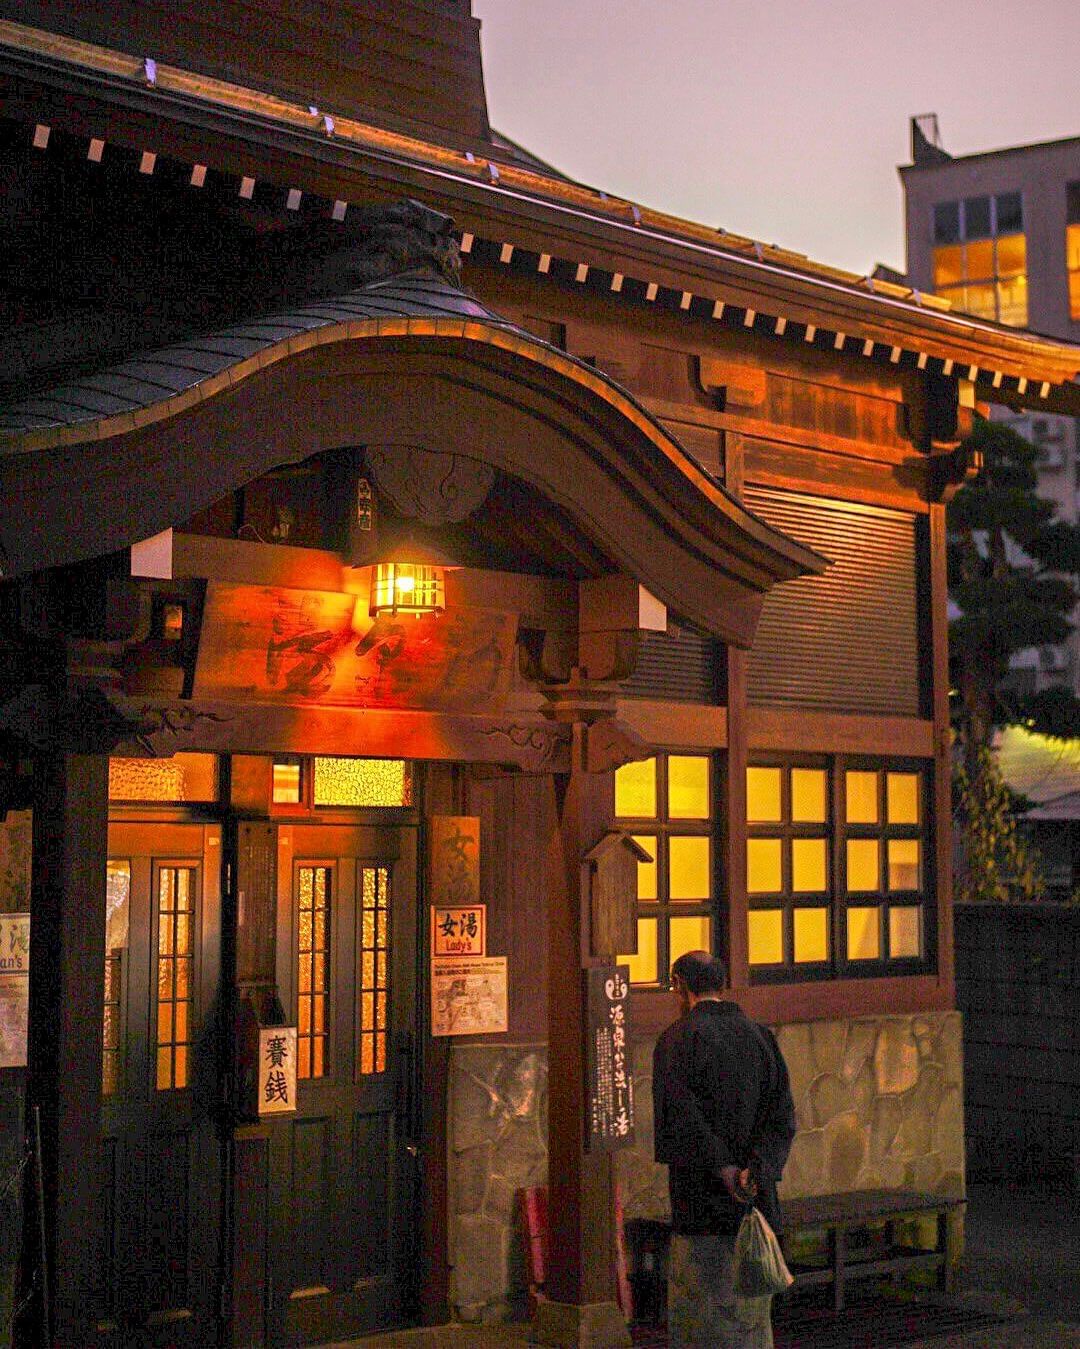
[653,999,796,1236]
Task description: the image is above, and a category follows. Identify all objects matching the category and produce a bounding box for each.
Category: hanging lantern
[368,561,446,617]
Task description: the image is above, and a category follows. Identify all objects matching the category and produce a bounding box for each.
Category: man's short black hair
[671,950,726,995]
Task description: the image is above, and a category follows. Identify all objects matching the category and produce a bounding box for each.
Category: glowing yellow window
[633,835,658,901]
[965,283,996,319]
[621,917,658,984]
[964,238,994,282]
[932,244,963,288]
[668,756,710,819]
[996,232,1026,277]
[747,767,782,823]
[747,838,783,894]
[794,908,829,963]
[886,773,920,825]
[273,760,302,804]
[668,836,711,900]
[670,916,713,968]
[791,769,827,823]
[313,757,410,806]
[846,772,878,824]
[748,910,784,965]
[791,838,827,892]
[847,906,881,960]
[615,758,657,819]
[888,839,921,891]
[889,906,922,959]
[846,839,880,892]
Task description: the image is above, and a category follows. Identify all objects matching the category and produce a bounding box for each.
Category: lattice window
[102,859,131,1096]
[297,865,331,1078]
[358,867,390,1076]
[156,866,196,1090]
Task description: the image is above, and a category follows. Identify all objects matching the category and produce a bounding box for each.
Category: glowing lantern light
[369,561,445,617]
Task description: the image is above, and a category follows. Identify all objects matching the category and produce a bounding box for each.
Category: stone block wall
[446,1012,965,1322]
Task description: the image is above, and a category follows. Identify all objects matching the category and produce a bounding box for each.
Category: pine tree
[948,416,1080,900]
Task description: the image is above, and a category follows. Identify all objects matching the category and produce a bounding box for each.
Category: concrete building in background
[899,117,1080,699]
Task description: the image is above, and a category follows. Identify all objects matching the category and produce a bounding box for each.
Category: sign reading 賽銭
[258,1025,297,1115]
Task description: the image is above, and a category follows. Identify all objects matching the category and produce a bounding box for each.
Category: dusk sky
[473,0,1080,278]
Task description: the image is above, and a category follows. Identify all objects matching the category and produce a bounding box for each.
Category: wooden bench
[782,1189,965,1313]
[623,1189,965,1324]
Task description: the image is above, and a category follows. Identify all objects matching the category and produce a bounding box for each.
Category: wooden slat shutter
[621,626,719,703]
[744,487,921,715]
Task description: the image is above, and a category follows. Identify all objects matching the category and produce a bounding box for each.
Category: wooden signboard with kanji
[584,964,635,1152]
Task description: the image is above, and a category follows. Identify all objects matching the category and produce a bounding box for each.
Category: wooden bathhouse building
[0,4,1078,1345]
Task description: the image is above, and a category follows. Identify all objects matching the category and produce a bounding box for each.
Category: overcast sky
[472,0,1080,277]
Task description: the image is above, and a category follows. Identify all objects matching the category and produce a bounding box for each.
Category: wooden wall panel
[231,1133,270,1349]
[743,487,920,717]
[465,772,555,1041]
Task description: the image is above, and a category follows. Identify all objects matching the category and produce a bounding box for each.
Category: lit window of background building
[931,191,1027,326]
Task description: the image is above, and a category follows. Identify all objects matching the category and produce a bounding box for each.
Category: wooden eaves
[3,18,1080,413]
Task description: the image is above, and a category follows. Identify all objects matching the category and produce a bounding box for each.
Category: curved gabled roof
[0,269,825,647]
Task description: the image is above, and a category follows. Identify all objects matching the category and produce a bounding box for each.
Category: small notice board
[431,957,508,1037]
[0,914,30,1069]
[585,964,635,1152]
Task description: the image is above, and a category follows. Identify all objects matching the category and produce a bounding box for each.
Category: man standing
[653,950,796,1348]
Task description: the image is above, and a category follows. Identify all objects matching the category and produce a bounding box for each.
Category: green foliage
[952,735,1044,904]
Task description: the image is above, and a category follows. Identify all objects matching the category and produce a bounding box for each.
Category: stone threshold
[317,1325,536,1348]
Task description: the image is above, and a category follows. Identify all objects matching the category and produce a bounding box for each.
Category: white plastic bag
[733,1206,795,1297]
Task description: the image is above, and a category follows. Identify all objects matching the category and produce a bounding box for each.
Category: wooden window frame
[151,859,200,1092]
[616,750,718,987]
[294,859,334,1082]
[748,754,935,985]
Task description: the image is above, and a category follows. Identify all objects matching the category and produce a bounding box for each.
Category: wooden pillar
[724,436,750,993]
[928,504,955,1003]
[535,717,630,1348]
[24,753,108,1347]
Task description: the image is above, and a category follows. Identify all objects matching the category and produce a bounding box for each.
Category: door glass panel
[668,836,710,900]
[748,909,784,965]
[747,838,782,893]
[297,865,331,1079]
[620,917,657,984]
[103,860,131,1096]
[847,906,881,960]
[794,908,829,963]
[667,756,710,819]
[669,915,712,966]
[615,758,657,818]
[156,866,196,1090]
[791,838,827,892]
[846,839,880,892]
[886,773,920,824]
[845,771,879,823]
[632,835,658,901]
[889,905,922,958]
[791,769,827,823]
[746,767,782,822]
[888,839,921,891]
[358,867,391,1075]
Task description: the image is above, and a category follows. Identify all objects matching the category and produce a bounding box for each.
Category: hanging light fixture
[368,559,446,617]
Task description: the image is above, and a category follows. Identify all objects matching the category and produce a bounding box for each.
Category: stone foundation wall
[447,1012,964,1322]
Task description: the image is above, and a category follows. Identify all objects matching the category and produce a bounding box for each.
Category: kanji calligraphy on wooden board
[585,964,635,1152]
[430,814,481,908]
[258,1025,298,1116]
[0,914,30,1068]
[193,583,516,711]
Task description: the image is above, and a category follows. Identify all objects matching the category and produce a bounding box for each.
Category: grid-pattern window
[297,865,331,1078]
[614,754,714,985]
[156,866,196,1090]
[358,866,390,1076]
[932,192,1027,326]
[748,759,930,980]
[1067,183,1080,321]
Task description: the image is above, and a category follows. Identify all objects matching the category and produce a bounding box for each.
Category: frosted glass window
[615,758,657,819]
[747,838,783,894]
[888,839,921,891]
[667,756,710,819]
[846,772,879,824]
[633,835,658,901]
[622,917,658,984]
[887,773,920,825]
[791,769,827,823]
[889,906,922,959]
[746,767,782,823]
[273,761,302,804]
[669,836,711,900]
[748,910,784,965]
[110,753,218,803]
[846,839,880,892]
[847,907,881,960]
[794,908,829,963]
[313,758,411,807]
[791,838,827,892]
[670,916,713,968]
